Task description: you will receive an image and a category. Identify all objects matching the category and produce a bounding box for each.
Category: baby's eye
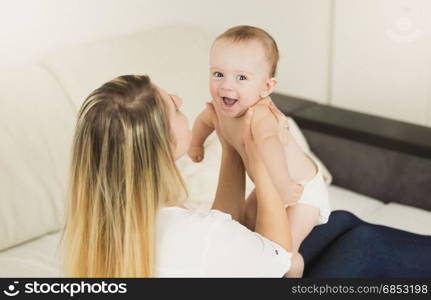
[213,72,223,78]
[236,74,247,81]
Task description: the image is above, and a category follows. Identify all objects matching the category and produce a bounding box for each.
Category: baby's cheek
[244,86,260,101]
[209,81,217,94]
[209,89,217,99]
[242,94,260,108]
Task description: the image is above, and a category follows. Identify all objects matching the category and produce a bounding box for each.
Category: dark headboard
[272,93,431,212]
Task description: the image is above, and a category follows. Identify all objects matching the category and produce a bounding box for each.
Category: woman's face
[157,86,191,159]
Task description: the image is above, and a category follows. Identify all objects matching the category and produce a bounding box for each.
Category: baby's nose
[220,79,233,91]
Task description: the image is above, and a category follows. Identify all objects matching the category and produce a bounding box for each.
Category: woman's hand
[268,100,289,145]
[249,97,289,145]
[243,97,289,165]
[242,108,266,176]
[245,97,304,206]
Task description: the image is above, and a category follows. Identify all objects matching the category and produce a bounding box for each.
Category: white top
[155,206,292,277]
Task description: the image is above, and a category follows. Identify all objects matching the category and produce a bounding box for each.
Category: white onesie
[286,150,331,225]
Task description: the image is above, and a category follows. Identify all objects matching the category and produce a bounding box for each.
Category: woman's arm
[244,108,292,252]
[211,146,246,224]
[209,103,246,224]
[252,100,303,205]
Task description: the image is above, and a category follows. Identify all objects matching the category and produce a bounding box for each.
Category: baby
[188,26,330,277]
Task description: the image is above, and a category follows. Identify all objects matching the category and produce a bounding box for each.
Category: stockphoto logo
[3,281,127,297]
[3,281,20,296]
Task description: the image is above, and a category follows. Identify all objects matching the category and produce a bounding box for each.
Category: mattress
[1,184,430,277]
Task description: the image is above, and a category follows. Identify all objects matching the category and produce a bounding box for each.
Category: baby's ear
[260,77,277,98]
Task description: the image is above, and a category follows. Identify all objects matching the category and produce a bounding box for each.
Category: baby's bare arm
[188,107,215,162]
[191,107,215,145]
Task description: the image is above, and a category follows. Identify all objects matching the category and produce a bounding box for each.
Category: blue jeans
[299,210,431,278]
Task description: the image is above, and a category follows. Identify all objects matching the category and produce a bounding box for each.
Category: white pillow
[42,25,213,123]
[0,65,76,251]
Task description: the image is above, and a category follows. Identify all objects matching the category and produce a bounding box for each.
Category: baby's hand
[283,178,304,206]
[188,145,205,162]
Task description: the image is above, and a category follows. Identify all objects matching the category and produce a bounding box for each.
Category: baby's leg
[244,189,319,242]
[283,203,319,278]
[244,189,319,278]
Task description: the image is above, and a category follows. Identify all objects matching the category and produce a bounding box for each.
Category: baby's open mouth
[222,97,238,107]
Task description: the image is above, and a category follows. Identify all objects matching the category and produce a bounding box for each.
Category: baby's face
[209,39,272,117]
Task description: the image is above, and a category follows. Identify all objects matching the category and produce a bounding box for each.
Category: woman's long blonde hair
[62,75,187,277]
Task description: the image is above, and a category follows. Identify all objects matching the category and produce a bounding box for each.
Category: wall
[1,0,430,127]
[0,0,179,67]
[331,0,431,127]
[0,0,331,103]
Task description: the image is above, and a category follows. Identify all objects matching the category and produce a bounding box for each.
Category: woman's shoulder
[157,206,233,229]
[157,205,234,236]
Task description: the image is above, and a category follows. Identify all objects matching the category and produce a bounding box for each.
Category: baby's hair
[215,25,279,77]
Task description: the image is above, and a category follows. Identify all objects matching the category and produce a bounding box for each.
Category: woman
[62,74,431,278]
[62,74,295,277]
